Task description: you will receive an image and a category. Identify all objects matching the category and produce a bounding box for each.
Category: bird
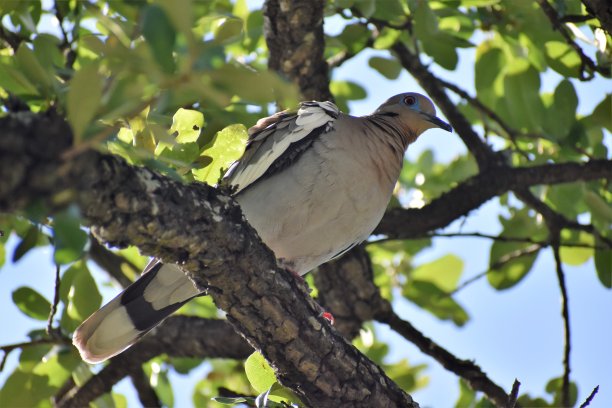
[73,92,452,363]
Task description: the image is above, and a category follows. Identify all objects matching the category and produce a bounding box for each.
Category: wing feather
[225,101,339,193]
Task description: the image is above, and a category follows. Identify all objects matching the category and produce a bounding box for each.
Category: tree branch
[537,0,610,79]
[263,0,332,101]
[376,310,516,408]
[376,160,611,239]
[581,0,612,34]
[1,111,417,408]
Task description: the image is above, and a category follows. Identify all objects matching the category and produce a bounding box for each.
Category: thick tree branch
[376,160,611,239]
[1,111,417,408]
[263,0,332,101]
[581,0,612,34]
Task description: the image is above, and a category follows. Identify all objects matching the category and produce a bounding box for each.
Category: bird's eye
[404,96,417,106]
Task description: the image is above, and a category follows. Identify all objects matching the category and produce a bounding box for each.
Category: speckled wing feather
[225,101,339,193]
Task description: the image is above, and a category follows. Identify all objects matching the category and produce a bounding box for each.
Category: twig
[0,338,68,371]
[47,263,62,335]
[537,0,610,79]
[506,379,521,408]
[580,385,599,408]
[438,78,531,160]
[419,232,606,249]
[377,309,515,407]
[448,244,543,296]
[551,228,572,408]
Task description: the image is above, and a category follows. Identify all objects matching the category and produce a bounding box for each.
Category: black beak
[424,113,452,132]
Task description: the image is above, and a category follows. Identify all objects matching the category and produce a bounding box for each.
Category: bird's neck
[358,115,411,187]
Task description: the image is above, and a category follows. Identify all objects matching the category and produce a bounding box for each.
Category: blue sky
[1,2,611,407]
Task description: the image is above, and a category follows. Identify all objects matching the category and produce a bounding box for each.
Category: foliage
[0,0,610,407]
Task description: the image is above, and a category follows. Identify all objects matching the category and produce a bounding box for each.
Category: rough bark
[264,0,332,101]
[582,0,612,34]
[1,111,417,408]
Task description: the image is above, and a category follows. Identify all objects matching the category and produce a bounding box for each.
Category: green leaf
[0,369,55,407]
[559,230,593,266]
[14,44,53,94]
[212,396,248,404]
[488,209,544,290]
[53,208,88,265]
[142,5,176,73]
[403,280,469,326]
[244,352,277,394]
[368,56,402,80]
[170,108,205,143]
[213,17,243,44]
[411,254,463,292]
[67,63,104,141]
[545,41,581,77]
[193,124,248,185]
[545,377,578,407]
[455,379,476,408]
[594,244,612,288]
[12,224,39,262]
[150,364,174,408]
[64,261,102,325]
[544,79,578,139]
[502,67,545,132]
[584,190,612,223]
[0,59,39,96]
[12,286,51,321]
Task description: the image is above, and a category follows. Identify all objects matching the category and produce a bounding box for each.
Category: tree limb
[1,111,417,408]
[581,0,612,34]
[376,160,611,239]
[263,0,332,101]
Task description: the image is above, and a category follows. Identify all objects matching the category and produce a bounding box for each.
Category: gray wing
[224,101,339,193]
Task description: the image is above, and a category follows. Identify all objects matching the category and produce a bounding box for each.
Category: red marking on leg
[321,311,335,325]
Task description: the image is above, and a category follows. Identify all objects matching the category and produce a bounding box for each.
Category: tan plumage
[73,92,451,363]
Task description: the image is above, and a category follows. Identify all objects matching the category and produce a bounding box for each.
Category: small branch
[551,228,572,408]
[0,338,68,371]
[448,244,543,296]
[377,309,515,408]
[580,385,599,408]
[537,0,610,79]
[130,368,162,408]
[506,379,521,408]
[376,160,612,239]
[417,232,606,249]
[47,263,62,335]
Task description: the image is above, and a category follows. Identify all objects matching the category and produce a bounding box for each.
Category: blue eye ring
[403,95,417,106]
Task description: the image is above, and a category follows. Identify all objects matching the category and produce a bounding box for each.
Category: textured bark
[1,111,417,408]
[264,0,332,101]
[314,246,389,340]
[582,0,612,34]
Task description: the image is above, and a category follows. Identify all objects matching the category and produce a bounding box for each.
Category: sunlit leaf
[193,124,248,185]
[67,62,104,141]
[170,108,205,143]
[245,352,277,394]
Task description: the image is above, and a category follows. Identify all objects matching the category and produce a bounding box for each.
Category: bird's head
[374,92,452,138]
